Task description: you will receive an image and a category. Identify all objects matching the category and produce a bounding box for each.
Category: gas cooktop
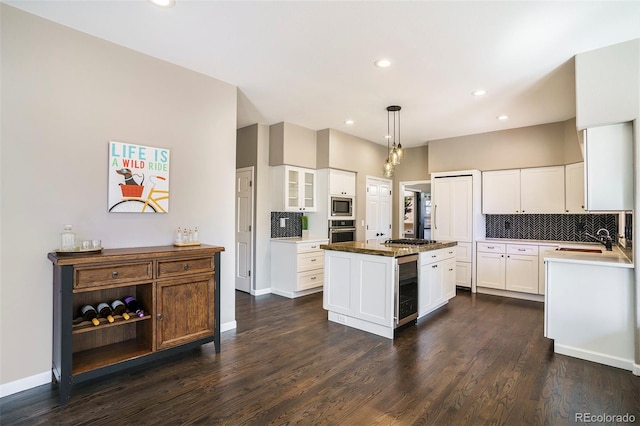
[383,238,439,246]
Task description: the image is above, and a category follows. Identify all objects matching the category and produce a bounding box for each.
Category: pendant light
[383,105,402,176]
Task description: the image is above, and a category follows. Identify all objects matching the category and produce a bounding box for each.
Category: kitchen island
[321,240,457,339]
[543,245,639,374]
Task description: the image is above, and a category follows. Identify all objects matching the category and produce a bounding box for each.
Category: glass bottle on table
[60,225,76,251]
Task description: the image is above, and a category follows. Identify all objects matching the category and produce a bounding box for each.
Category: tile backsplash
[271,212,303,238]
[485,214,619,243]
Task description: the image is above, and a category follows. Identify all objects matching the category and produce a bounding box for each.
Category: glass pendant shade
[396,143,404,161]
[390,147,400,166]
[383,159,394,177]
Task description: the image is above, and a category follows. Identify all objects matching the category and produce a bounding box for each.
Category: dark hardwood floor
[2,290,639,425]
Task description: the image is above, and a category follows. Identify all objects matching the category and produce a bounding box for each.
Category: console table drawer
[75,262,153,289]
[157,257,214,278]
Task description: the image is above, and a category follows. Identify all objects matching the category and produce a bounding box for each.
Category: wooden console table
[48,244,224,405]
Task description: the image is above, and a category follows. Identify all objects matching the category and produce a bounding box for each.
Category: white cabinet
[476,243,506,289]
[565,162,585,213]
[271,239,328,298]
[329,169,356,196]
[432,176,472,241]
[505,245,539,293]
[520,166,565,213]
[482,170,520,214]
[271,165,317,212]
[483,166,565,214]
[324,250,395,338]
[584,122,633,211]
[418,248,456,318]
[476,242,539,294]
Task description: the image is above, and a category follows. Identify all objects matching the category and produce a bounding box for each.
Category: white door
[235,168,254,293]
[365,177,392,243]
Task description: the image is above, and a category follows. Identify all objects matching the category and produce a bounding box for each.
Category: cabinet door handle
[157,314,163,320]
[449,268,454,271]
[432,265,438,268]
[311,258,317,262]
[112,271,119,278]
[517,248,526,252]
[311,276,317,280]
[431,255,437,258]
[434,205,438,230]
[183,264,191,271]
[487,246,494,249]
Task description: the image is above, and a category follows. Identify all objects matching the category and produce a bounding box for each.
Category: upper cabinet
[329,169,356,196]
[271,165,317,212]
[565,162,585,213]
[482,166,565,214]
[520,166,565,214]
[584,123,633,211]
[575,39,639,130]
[482,170,521,214]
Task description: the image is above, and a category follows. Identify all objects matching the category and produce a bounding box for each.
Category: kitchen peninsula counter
[320,240,457,257]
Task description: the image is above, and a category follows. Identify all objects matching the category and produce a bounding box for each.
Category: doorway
[399,181,431,239]
[235,167,254,293]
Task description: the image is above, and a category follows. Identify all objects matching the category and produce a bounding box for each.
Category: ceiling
[6,1,640,147]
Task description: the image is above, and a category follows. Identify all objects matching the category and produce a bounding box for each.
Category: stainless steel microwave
[331,196,354,217]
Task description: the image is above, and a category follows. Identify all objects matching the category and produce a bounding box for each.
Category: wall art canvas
[108,141,170,213]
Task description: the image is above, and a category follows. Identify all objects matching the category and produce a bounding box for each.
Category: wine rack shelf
[72,314,151,334]
[49,244,224,405]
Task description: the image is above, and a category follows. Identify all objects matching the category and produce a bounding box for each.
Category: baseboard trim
[476,287,544,302]
[221,320,237,333]
[0,371,50,398]
[633,363,640,376]
[251,288,271,296]
[554,343,636,372]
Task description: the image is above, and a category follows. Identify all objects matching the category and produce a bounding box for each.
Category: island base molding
[327,311,394,339]
[554,343,639,375]
[271,287,322,299]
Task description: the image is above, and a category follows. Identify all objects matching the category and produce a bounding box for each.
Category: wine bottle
[80,305,100,326]
[110,299,130,320]
[123,296,145,318]
[97,302,115,323]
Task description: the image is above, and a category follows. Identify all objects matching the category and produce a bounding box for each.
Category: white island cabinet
[324,250,395,338]
[544,251,637,374]
[271,237,328,298]
[322,241,458,339]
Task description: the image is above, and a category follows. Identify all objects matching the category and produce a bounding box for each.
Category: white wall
[0,5,237,394]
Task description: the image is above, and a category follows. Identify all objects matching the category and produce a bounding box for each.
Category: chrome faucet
[585,228,613,251]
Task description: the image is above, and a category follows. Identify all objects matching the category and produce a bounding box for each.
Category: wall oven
[331,196,354,218]
[395,254,419,328]
[329,220,356,243]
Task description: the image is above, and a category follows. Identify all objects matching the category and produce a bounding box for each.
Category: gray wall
[428,119,580,173]
[1,5,237,392]
[269,122,317,169]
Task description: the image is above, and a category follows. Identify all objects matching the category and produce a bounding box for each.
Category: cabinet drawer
[420,248,446,265]
[507,244,538,256]
[298,252,324,272]
[297,242,325,253]
[157,256,214,278]
[297,270,323,290]
[75,262,153,289]
[477,242,506,253]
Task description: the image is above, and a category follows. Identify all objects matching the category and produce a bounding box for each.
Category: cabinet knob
[183,264,191,271]
[311,258,317,262]
[311,276,317,280]
[112,271,119,278]
[432,265,438,268]
[449,268,454,271]
[157,314,163,320]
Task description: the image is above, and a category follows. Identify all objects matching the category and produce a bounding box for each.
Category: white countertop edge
[544,250,634,268]
[271,237,329,243]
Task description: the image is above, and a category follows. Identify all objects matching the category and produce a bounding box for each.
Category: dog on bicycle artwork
[116,168,144,186]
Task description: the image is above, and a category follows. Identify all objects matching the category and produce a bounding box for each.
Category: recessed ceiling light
[472,89,487,96]
[345,119,354,125]
[497,114,509,120]
[149,0,175,7]
[374,59,391,68]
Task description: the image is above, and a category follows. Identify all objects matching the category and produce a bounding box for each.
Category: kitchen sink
[556,247,602,254]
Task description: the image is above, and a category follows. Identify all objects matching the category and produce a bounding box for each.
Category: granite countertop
[320,240,457,257]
